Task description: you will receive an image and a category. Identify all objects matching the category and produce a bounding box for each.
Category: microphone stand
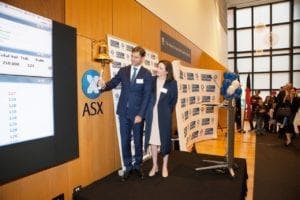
[195,98,237,177]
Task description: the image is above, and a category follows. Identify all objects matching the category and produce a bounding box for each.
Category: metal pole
[227,98,235,176]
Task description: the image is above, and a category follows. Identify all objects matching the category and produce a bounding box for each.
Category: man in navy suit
[98,46,152,181]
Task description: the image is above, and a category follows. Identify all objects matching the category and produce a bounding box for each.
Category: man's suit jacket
[102,65,152,119]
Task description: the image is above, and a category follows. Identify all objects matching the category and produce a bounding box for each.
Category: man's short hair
[132,46,146,57]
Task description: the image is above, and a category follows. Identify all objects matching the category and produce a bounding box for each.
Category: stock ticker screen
[0,2,54,147]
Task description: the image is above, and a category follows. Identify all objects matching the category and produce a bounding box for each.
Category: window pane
[254,26,270,50]
[272,73,289,89]
[227,9,234,28]
[228,30,234,52]
[259,91,270,101]
[236,8,251,28]
[254,73,270,89]
[254,50,270,56]
[294,0,300,20]
[272,25,290,49]
[294,49,300,53]
[294,22,300,47]
[237,58,252,72]
[293,72,300,88]
[294,55,300,70]
[238,74,248,88]
[254,57,270,72]
[228,59,234,72]
[237,29,252,51]
[237,53,252,57]
[228,53,234,57]
[272,56,289,71]
[272,2,290,23]
[253,5,270,26]
[272,49,289,55]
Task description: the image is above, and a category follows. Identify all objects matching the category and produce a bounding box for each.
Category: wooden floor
[195,124,256,200]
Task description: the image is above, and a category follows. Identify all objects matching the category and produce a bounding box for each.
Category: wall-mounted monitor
[0,2,78,185]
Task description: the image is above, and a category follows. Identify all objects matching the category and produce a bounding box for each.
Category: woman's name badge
[160,88,168,93]
[136,79,144,84]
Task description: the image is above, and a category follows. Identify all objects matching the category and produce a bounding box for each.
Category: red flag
[245,74,251,120]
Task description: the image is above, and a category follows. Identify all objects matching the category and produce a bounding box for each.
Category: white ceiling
[226,0,284,8]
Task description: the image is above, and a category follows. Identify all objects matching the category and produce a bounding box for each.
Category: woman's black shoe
[284,142,291,147]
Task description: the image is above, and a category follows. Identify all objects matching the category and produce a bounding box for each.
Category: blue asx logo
[82,69,101,99]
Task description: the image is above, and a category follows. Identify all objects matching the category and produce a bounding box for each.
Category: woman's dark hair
[158,60,175,81]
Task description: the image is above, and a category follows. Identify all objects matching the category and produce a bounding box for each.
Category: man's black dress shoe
[134,168,144,180]
[121,170,131,182]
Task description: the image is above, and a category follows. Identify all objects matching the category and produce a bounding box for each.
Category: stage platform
[73,151,247,200]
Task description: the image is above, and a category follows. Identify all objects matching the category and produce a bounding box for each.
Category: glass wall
[227,0,300,99]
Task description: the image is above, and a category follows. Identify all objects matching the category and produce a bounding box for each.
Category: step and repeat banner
[107,35,158,169]
[172,60,222,152]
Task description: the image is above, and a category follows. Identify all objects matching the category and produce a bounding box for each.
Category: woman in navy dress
[145,60,178,177]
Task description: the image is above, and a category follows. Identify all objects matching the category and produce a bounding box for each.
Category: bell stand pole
[195,98,236,177]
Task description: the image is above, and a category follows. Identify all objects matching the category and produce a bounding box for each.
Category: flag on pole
[245,73,251,120]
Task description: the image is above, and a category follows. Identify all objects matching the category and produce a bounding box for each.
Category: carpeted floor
[253,133,300,200]
[73,151,248,200]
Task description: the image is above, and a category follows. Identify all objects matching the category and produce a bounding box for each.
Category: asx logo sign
[82,69,101,99]
[81,69,103,117]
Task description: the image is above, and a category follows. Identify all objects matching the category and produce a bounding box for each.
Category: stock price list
[8,91,18,144]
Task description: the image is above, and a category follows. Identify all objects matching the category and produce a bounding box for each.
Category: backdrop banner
[172,60,221,151]
[107,34,158,170]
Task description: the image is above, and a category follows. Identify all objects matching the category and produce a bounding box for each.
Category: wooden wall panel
[0,180,22,200]
[66,0,121,190]
[48,165,70,199]
[0,165,71,199]
[113,0,142,45]
[141,8,161,52]
[190,45,203,67]
[65,0,112,39]
[2,0,65,23]
[199,52,225,70]
[73,35,119,185]
[66,0,120,190]
[15,172,49,200]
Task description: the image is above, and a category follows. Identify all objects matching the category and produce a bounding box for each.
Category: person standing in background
[249,90,262,131]
[98,46,152,181]
[277,83,293,107]
[283,87,299,146]
[276,83,293,138]
[293,89,300,135]
[145,60,178,178]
